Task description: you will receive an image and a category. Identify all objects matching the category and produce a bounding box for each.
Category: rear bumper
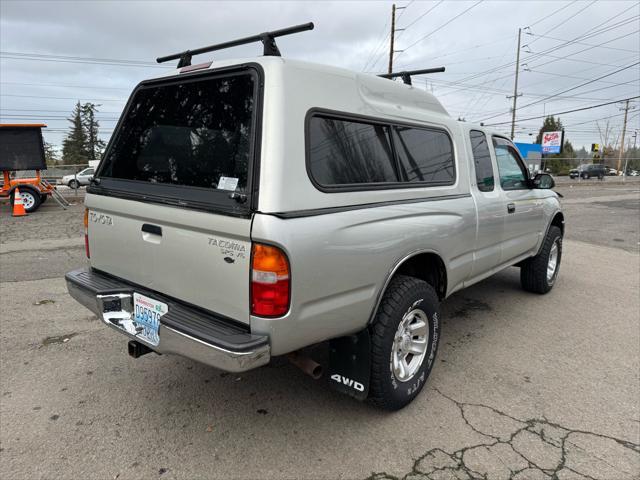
[65,268,270,372]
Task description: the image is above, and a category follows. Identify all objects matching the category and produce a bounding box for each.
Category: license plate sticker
[132,293,168,346]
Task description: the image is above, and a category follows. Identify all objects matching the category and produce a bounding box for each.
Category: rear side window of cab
[306,111,455,191]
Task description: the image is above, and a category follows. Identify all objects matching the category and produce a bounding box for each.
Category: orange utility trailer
[0,123,63,213]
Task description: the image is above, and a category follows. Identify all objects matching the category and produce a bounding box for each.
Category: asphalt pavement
[0,184,639,480]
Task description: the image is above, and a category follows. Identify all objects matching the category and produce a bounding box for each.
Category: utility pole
[388,4,396,74]
[387,4,405,74]
[509,28,523,140]
[617,99,630,175]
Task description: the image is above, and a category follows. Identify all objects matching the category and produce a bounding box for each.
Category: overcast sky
[1,0,639,152]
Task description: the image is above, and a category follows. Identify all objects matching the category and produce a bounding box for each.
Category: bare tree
[596,120,620,166]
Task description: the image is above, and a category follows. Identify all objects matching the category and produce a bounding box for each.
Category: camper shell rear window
[93,66,262,215]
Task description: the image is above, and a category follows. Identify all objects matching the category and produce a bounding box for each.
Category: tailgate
[86,194,251,324]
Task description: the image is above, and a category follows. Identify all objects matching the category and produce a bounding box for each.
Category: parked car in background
[607,168,618,176]
[61,168,94,188]
[574,164,606,179]
[569,168,580,179]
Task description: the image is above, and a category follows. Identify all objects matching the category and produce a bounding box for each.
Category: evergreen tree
[535,116,564,144]
[562,139,575,158]
[81,102,106,160]
[62,102,89,164]
[535,116,576,174]
[43,141,59,166]
[575,146,589,161]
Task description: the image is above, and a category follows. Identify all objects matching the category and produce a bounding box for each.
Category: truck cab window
[470,130,494,192]
[492,137,528,190]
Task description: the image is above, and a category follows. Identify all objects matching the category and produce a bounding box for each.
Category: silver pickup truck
[66,28,563,410]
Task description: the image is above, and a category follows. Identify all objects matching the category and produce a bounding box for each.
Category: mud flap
[328,329,370,400]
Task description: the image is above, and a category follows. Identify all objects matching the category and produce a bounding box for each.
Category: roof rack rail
[156,22,315,68]
[378,67,445,86]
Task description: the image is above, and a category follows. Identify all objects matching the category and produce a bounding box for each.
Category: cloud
[1,0,638,150]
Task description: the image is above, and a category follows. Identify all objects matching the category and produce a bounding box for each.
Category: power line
[362,15,391,71]
[527,0,597,46]
[1,114,119,120]
[1,93,125,101]
[391,35,514,72]
[525,31,639,54]
[441,8,639,92]
[398,0,444,33]
[1,81,131,90]
[396,0,414,20]
[482,96,640,126]
[521,68,640,86]
[522,27,639,71]
[394,0,483,61]
[1,108,121,114]
[0,51,165,68]
[422,62,638,105]
[479,61,639,122]
[527,0,579,28]
[519,51,640,93]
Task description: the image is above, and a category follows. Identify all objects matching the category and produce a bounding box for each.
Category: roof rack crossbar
[157,22,314,67]
[378,67,446,85]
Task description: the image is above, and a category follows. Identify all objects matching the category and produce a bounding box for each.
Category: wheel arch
[530,210,564,258]
[10,184,40,197]
[368,249,447,325]
[550,211,565,236]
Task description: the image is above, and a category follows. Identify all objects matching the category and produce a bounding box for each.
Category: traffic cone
[12,188,27,217]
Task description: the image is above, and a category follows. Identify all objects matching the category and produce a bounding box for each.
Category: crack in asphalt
[365,389,640,480]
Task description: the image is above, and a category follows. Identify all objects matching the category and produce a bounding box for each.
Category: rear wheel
[521,226,562,294]
[582,173,590,179]
[68,179,80,189]
[368,275,440,410]
[11,187,41,213]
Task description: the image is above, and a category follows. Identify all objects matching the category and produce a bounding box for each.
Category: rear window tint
[392,126,455,185]
[100,73,255,193]
[469,130,494,192]
[308,116,397,186]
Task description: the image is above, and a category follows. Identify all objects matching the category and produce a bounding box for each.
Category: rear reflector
[251,243,290,317]
[83,208,90,258]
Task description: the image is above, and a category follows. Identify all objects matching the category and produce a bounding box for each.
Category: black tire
[68,179,80,189]
[10,187,41,213]
[368,275,440,411]
[521,226,562,294]
[598,174,604,180]
[40,194,48,204]
[582,173,590,179]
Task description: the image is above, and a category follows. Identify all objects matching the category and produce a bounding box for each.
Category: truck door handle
[507,203,516,214]
[141,224,162,236]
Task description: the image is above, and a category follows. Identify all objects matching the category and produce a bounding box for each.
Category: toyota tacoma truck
[66,24,564,410]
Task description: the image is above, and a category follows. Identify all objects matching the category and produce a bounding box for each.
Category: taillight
[83,208,90,258]
[251,243,290,317]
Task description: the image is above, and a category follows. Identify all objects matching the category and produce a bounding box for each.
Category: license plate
[132,293,168,346]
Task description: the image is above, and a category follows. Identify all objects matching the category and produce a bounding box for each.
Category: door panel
[468,130,504,277]
[492,137,544,263]
[501,190,543,261]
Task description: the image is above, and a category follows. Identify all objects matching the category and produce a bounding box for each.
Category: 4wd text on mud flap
[331,374,365,392]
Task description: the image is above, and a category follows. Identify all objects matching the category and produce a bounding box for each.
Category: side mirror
[532,173,555,189]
